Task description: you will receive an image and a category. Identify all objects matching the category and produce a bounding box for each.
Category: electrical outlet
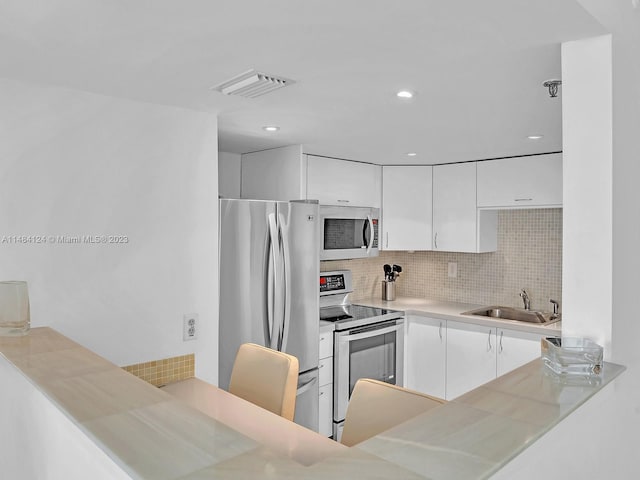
[183,313,198,341]
[448,262,458,278]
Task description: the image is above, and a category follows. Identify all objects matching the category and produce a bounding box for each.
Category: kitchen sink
[462,306,560,324]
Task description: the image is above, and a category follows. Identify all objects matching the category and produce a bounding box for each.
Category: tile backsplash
[321,208,562,313]
[123,354,195,387]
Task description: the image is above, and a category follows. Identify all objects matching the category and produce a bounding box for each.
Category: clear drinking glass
[0,281,30,336]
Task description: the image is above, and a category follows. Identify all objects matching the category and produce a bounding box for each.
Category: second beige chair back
[341,378,446,447]
[228,343,299,421]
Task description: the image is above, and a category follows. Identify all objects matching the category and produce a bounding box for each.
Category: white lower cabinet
[318,383,333,437]
[405,316,446,399]
[318,329,334,437]
[496,328,544,377]
[406,316,548,401]
[446,321,497,400]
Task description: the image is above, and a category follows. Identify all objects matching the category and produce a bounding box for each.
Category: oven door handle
[341,323,403,342]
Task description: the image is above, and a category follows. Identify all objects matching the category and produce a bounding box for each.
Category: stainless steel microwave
[319,206,379,260]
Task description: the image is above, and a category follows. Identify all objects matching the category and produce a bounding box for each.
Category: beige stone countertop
[0,327,625,479]
[357,296,562,336]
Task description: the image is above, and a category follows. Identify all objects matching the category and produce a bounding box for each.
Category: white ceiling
[0,0,606,165]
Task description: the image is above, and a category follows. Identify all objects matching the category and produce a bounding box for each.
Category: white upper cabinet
[382,166,432,250]
[307,155,381,208]
[433,162,497,253]
[240,147,382,207]
[241,145,307,201]
[477,153,563,208]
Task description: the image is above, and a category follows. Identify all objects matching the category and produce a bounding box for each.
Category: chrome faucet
[519,289,531,310]
[550,299,560,319]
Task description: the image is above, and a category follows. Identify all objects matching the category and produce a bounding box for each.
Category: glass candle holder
[541,337,603,376]
[0,281,30,336]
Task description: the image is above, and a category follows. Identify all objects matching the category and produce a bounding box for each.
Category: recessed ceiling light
[396,90,414,99]
[407,152,417,157]
[527,135,543,140]
[262,126,280,132]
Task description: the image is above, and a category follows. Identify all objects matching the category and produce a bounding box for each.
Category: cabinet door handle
[514,198,533,202]
[337,199,350,203]
[434,232,438,249]
[499,330,504,353]
[386,232,389,249]
[439,322,443,341]
[487,330,492,352]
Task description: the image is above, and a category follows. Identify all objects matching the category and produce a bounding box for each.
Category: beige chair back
[229,343,299,421]
[341,378,446,447]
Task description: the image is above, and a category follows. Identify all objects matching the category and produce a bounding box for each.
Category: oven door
[333,319,404,424]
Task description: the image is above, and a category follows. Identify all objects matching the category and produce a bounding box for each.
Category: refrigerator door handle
[267,213,281,350]
[296,376,318,395]
[278,212,292,353]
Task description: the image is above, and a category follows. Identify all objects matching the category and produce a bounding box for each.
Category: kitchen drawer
[319,383,333,437]
[319,331,333,359]
[319,356,333,386]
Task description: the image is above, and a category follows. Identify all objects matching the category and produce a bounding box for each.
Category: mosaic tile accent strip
[321,209,562,313]
[122,354,195,387]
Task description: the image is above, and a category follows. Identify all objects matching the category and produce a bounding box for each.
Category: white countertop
[0,327,623,479]
[356,296,562,336]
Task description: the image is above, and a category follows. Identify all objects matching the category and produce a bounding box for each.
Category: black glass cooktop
[319,304,401,324]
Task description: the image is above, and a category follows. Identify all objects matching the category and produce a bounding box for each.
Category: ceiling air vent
[213,69,294,98]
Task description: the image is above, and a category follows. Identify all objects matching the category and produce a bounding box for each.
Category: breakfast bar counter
[0,327,624,479]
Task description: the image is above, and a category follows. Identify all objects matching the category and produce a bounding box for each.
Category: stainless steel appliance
[219,199,320,431]
[319,206,380,260]
[319,270,404,440]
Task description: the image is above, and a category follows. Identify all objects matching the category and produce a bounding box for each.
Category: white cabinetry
[382,166,433,250]
[307,155,381,208]
[496,328,545,377]
[446,321,497,400]
[240,146,382,207]
[241,145,307,201]
[318,329,333,437]
[405,315,445,398]
[405,316,552,400]
[477,153,563,208]
[406,316,551,400]
[432,163,497,253]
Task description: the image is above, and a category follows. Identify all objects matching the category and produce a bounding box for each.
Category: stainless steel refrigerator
[218,198,320,431]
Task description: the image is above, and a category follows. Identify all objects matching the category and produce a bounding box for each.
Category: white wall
[493,1,640,476]
[561,35,613,354]
[218,151,241,198]
[0,79,219,384]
